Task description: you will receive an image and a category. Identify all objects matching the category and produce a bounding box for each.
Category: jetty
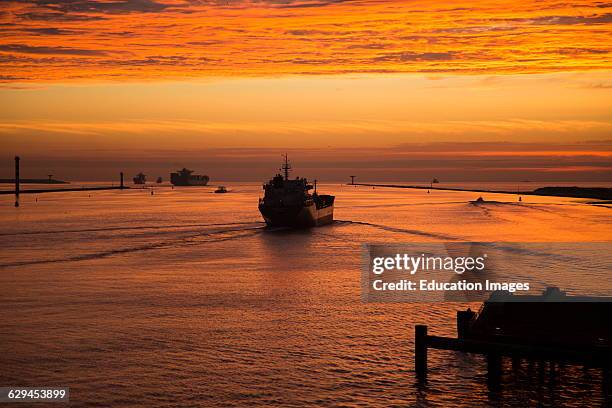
[6,157,128,206]
[0,186,126,195]
[349,181,612,200]
[415,288,611,390]
[0,178,68,184]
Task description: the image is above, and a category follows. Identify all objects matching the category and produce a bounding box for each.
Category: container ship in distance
[133,173,146,184]
[170,168,209,186]
[259,156,334,228]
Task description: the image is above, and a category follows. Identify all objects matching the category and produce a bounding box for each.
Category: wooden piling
[603,366,610,402]
[511,356,521,371]
[486,353,502,390]
[415,325,428,379]
[412,324,611,384]
[456,310,475,339]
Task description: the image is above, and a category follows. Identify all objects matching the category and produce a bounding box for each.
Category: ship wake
[0,223,267,269]
[334,219,459,241]
[0,222,263,237]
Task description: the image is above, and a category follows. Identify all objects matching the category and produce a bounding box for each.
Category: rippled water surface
[1,183,610,407]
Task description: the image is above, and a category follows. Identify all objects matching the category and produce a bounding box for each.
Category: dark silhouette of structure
[258,155,334,228]
[14,156,20,207]
[120,172,124,189]
[282,154,291,180]
[349,182,612,200]
[133,173,146,185]
[2,157,128,196]
[350,176,356,185]
[170,168,209,186]
[415,288,612,392]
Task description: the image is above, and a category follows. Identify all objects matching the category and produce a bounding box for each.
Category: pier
[349,182,612,200]
[414,289,612,392]
[415,324,611,378]
[0,178,68,184]
[6,156,128,201]
[1,186,127,196]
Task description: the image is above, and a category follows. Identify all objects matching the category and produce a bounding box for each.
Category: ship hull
[171,180,209,186]
[259,202,333,228]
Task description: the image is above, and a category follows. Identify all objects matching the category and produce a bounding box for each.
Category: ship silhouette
[133,173,146,184]
[170,168,209,186]
[258,155,334,228]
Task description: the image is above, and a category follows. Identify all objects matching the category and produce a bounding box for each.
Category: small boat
[470,197,505,205]
[214,186,227,194]
[156,176,163,184]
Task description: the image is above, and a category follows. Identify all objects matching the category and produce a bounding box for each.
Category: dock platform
[414,288,612,391]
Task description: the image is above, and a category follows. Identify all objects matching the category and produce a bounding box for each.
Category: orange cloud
[0,0,610,82]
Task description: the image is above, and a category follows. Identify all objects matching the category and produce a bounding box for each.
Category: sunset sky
[0,0,611,181]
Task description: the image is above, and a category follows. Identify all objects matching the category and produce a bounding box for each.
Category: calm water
[0,183,610,407]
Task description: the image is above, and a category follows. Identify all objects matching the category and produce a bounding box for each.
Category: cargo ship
[133,173,146,184]
[258,155,334,228]
[170,168,209,186]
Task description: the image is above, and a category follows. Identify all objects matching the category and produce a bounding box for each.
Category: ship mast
[282,153,291,180]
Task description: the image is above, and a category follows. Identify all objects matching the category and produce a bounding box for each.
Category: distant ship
[156,176,163,184]
[214,186,227,194]
[258,155,334,228]
[170,168,209,186]
[133,173,146,184]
